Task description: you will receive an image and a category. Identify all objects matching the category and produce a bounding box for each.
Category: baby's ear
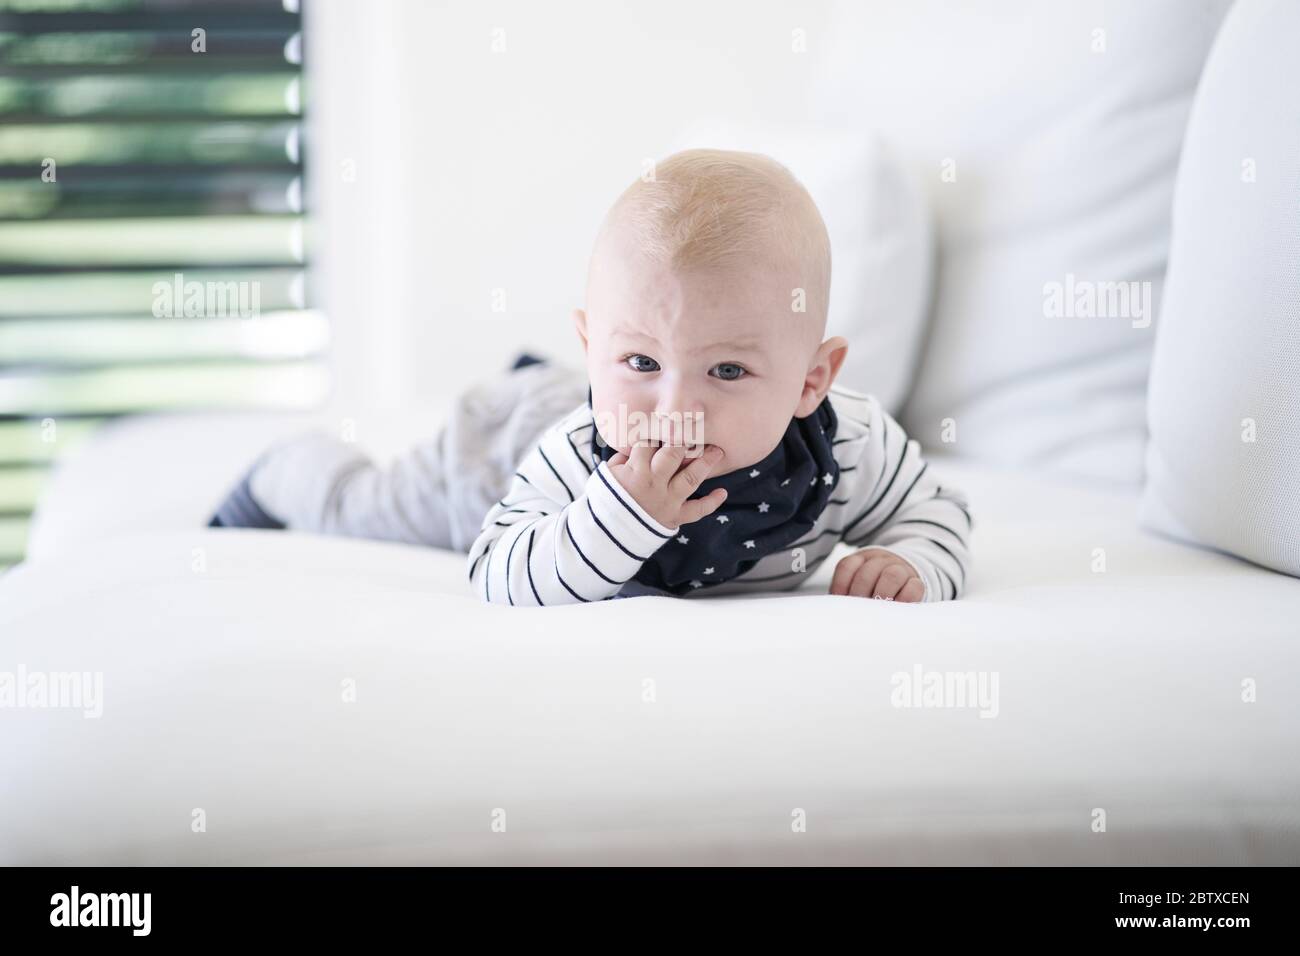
[572,308,589,353]
[796,336,849,416]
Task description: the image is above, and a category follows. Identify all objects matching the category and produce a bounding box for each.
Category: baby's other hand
[830,547,925,602]
[607,442,726,529]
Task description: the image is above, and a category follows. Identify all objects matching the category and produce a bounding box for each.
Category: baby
[209,149,973,603]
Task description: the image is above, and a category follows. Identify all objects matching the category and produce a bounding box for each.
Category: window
[0,0,326,571]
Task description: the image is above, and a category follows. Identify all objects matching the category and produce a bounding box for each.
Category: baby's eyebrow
[695,337,766,354]
[611,326,766,353]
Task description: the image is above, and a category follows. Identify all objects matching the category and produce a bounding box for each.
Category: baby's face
[576,230,829,473]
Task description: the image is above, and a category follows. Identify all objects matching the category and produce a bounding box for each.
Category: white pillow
[1139,0,1300,577]
[667,122,934,416]
[808,0,1233,484]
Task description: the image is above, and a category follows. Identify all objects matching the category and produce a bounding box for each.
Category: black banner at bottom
[0,866,1285,943]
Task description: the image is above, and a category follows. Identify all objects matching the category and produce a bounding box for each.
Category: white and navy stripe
[466,385,974,604]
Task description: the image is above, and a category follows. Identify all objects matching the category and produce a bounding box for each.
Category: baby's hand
[830,547,925,602]
[607,442,727,529]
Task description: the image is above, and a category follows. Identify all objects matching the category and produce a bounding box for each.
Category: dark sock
[208,473,285,530]
[510,352,548,371]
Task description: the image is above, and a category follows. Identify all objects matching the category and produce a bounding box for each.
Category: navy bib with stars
[589,388,841,596]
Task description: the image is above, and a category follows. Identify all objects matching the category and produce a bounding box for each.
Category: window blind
[0,0,327,572]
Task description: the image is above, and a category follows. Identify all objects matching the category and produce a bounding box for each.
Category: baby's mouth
[625,438,715,463]
[643,439,710,456]
[682,442,711,459]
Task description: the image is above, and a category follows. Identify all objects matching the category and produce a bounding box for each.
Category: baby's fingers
[629,440,658,471]
[650,442,686,479]
[830,550,871,595]
[896,577,926,603]
[669,445,724,498]
[676,487,727,525]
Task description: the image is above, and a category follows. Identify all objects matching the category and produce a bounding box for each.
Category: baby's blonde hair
[594,148,832,332]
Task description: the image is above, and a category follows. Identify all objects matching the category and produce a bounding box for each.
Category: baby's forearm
[468,462,678,606]
[832,399,974,602]
[849,492,974,602]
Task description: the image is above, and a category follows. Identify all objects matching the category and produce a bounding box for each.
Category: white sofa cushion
[668,122,933,416]
[810,0,1233,484]
[6,449,1300,864]
[1139,0,1300,577]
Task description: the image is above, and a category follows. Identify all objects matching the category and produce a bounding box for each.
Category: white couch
[2,406,1298,865]
[2,0,1298,864]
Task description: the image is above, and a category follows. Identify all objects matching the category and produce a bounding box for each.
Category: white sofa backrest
[808,0,1234,485]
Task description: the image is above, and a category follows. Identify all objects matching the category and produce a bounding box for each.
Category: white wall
[307,0,835,419]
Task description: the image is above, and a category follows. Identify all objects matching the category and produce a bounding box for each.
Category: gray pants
[226,357,589,553]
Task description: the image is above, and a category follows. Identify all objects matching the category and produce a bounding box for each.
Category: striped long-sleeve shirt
[466,385,974,604]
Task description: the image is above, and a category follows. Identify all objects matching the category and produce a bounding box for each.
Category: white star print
[689,580,702,588]
[716,515,729,524]
[780,478,790,487]
[749,468,760,478]
[757,501,770,513]
[822,472,833,486]
[703,567,714,574]
[676,535,689,544]
[743,539,756,549]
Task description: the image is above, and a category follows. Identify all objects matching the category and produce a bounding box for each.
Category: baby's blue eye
[626,354,660,372]
[711,362,747,381]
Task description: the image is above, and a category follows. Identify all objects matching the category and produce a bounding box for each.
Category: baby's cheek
[733,411,788,468]
[592,418,627,456]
